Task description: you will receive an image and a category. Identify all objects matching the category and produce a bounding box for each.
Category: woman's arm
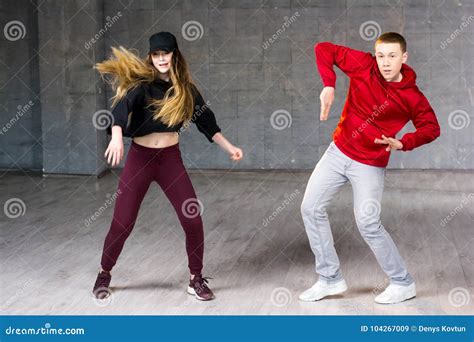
[191,86,243,161]
[212,132,243,161]
[105,126,124,167]
[104,85,143,167]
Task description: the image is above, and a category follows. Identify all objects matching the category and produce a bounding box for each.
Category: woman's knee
[179,214,203,233]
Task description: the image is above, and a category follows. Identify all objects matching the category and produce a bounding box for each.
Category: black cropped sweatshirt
[106,78,221,143]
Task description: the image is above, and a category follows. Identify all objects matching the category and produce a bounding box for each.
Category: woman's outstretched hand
[228,146,243,161]
[212,132,243,162]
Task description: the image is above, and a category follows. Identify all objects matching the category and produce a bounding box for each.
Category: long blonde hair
[95,46,195,127]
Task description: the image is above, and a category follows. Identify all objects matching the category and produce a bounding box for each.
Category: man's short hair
[375,32,407,53]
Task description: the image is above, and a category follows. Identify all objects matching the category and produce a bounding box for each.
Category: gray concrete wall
[1,0,473,174]
[0,0,42,171]
[37,0,108,175]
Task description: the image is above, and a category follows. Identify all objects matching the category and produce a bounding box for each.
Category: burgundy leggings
[100,141,204,275]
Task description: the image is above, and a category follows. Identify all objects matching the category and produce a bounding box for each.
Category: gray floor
[1,168,473,315]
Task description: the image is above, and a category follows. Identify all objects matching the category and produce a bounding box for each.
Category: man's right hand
[319,86,335,121]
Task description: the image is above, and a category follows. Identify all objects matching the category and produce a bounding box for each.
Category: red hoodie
[315,42,441,167]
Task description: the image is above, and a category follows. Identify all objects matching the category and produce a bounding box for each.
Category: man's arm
[315,42,373,120]
[314,42,374,88]
[398,96,441,151]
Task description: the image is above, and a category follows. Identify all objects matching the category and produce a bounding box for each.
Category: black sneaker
[187,275,215,301]
[92,271,112,299]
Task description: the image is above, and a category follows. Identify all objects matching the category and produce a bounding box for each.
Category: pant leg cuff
[318,273,344,284]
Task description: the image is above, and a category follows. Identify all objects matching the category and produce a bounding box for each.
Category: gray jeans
[301,141,414,286]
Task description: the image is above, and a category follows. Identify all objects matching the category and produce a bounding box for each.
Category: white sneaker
[374,283,416,304]
[299,279,347,302]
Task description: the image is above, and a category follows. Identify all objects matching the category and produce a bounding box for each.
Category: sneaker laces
[193,276,213,292]
[96,272,111,288]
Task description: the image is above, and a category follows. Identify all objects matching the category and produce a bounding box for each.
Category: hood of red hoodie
[375,62,417,89]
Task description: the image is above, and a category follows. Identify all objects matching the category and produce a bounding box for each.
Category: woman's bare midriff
[133,132,179,148]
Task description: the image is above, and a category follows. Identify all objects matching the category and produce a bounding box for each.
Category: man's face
[375,42,408,82]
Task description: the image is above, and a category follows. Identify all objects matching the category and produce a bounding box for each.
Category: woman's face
[151,50,173,74]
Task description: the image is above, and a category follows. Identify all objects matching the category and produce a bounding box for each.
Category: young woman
[92,31,243,301]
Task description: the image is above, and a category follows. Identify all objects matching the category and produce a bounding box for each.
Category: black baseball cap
[148,31,178,54]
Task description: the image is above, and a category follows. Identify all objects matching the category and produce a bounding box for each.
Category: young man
[299,32,440,304]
